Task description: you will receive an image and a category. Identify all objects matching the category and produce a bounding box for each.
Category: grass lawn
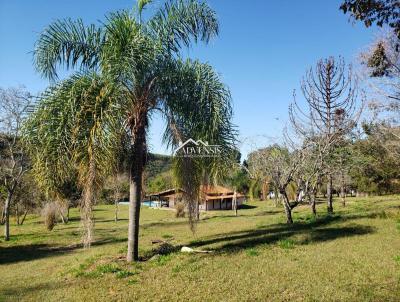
[1,196,400,301]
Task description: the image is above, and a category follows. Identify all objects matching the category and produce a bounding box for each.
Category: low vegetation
[1,196,400,301]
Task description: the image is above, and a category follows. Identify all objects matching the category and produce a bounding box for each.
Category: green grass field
[1,196,400,301]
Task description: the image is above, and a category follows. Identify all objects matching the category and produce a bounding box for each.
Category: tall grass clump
[41,202,58,231]
[175,203,185,218]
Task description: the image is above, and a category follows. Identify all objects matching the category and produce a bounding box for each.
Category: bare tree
[361,31,400,159]
[12,173,44,225]
[330,138,356,207]
[293,57,361,214]
[248,145,304,223]
[110,172,128,222]
[0,87,32,240]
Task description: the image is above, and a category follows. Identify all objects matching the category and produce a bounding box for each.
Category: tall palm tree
[24,0,236,261]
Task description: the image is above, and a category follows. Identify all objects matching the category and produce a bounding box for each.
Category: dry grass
[41,202,58,231]
[1,196,400,301]
[174,202,185,218]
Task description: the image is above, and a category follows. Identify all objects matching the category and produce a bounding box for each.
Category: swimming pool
[142,200,159,207]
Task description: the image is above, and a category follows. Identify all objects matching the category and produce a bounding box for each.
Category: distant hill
[145,153,173,178]
[144,153,174,193]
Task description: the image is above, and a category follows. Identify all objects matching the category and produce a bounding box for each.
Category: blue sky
[0,0,377,158]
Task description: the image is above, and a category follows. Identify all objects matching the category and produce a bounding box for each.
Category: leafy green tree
[24,0,235,261]
[144,153,173,192]
[147,171,175,193]
[224,168,250,195]
[340,0,400,38]
[349,129,400,194]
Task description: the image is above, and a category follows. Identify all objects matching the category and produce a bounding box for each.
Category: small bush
[96,264,120,274]
[41,202,58,231]
[245,248,259,256]
[116,270,135,279]
[70,256,99,277]
[155,254,172,266]
[175,202,185,218]
[278,239,296,249]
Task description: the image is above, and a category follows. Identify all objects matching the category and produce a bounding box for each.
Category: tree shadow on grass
[141,220,189,229]
[96,218,128,223]
[0,237,126,265]
[140,242,182,261]
[200,215,239,222]
[238,204,257,210]
[200,209,282,221]
[1,281,66,299]
[31,216,81,225]
[251,209,283,216]
[188,215,375,254]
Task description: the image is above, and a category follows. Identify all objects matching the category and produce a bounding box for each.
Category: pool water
[142,200,158,207]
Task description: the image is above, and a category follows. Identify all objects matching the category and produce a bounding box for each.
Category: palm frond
[148,0,219,53]
[159,59,236,150]
[23,73,124,246]
[156,58,237,229]
[34,19,104,80]
[102,11,161,93]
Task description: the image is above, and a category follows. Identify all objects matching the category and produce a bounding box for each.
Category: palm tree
[24,0,236,262]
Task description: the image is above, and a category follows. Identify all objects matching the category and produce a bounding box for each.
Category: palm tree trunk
[127,123,146,262]
[81,185,94,248]
[81,159,96,248]
[327,174,333,214]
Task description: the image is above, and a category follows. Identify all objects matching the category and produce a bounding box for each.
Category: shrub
[41,202,58,231]
[175,202,185,218]
[278,239,296,249]
[245,248,259,256]
[155,254,172,266]
[96,264,120,274]
[116,270,135,279]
